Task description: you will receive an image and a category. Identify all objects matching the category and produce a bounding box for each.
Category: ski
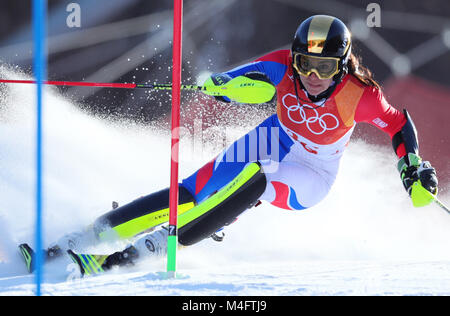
[18,243,63,273]
[18,244,33,273]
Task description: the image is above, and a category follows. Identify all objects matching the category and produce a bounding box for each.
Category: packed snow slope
[0,67,449,296]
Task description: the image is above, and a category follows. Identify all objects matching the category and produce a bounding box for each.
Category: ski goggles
[293,53,340,80]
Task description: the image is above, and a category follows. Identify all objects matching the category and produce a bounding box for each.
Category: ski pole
[433,197,450,215]
[0,78,201,91]
[0,76,276,104]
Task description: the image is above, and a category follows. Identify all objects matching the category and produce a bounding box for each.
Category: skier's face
[299,72,333,96]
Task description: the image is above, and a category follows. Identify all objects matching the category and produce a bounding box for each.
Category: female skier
[20,15,439,275]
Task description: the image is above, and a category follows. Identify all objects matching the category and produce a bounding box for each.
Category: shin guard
[93,186,196,241]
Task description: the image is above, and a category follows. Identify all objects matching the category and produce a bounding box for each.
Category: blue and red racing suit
[182,49,407,210]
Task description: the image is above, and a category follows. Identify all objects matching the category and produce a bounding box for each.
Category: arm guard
[204,72,275,104]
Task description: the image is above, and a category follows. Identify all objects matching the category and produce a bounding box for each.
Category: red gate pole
[167,0,183,278]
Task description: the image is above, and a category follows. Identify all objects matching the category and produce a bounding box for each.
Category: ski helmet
[292,15,351,85]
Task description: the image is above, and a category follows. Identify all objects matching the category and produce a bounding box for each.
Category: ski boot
[67,245,139,277]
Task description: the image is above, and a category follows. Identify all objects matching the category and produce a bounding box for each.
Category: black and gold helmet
[292,15,351,84]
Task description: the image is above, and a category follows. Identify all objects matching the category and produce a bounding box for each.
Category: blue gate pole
[33,0,47,296]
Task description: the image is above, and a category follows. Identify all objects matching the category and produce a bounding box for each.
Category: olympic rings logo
[281,94,339,135]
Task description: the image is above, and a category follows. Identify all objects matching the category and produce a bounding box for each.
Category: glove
[203,73,232,103]
[397,153,438,206]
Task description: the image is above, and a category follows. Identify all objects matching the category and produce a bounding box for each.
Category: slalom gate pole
[167,0,183,278]
[33,0,46,296]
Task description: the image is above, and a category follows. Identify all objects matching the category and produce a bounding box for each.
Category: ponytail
[347,52,381,90]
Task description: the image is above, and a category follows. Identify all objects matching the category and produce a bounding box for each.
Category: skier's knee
[178,162,267,246]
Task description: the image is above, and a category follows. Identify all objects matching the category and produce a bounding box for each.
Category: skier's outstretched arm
[355,87,439,206]
[202,50,288,103]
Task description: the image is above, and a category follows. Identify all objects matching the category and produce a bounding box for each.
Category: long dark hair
[347,52,381,90]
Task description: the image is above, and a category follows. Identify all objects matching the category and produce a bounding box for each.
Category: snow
[0,67,449,296]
